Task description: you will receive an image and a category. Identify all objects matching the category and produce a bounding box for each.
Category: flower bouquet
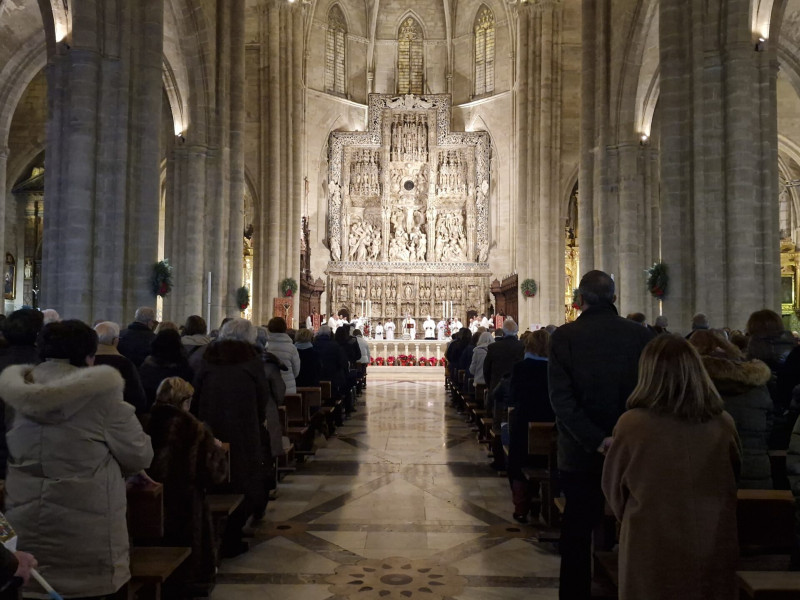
[369,357,375,366]
[398,354,408,366]
[428,356,438,367]
[418,357,428,366]
[375,356,386,366]
[387,356,396,366]
[438,357,446,366]
[406,355,416,366]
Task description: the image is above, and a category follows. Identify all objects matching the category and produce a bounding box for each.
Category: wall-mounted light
[755,37,766,52]
[176,133,186,144]
[640,134,650,146]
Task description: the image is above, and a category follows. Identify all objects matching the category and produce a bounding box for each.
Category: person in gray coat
[266,317,301,394]
[0,320,153,599]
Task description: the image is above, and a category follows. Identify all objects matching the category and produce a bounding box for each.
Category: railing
[367,339,447,360]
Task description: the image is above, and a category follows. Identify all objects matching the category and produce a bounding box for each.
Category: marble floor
[211,378,561,599]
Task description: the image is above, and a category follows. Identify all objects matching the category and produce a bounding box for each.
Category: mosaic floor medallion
[327,556,466,599]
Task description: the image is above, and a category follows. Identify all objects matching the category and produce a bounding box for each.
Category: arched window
[397,17,424,95]
[474,6,495,97]
[326,5,347,96]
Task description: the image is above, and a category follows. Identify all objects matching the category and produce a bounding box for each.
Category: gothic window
[474,6,495,97]
[326,5,347,96]
[397,17,424,95]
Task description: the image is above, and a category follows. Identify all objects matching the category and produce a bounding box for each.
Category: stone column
[515,0,563,327]
[254,0,306,324]
[617,142,646,313]
[0,147,7,293]
[42,0,165,323]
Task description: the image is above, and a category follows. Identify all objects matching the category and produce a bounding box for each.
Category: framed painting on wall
[4,253,15,300]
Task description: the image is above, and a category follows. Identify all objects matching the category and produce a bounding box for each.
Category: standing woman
[601,335,741,600]
[0,320,153,599]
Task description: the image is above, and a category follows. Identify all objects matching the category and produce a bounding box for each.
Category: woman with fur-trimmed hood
[690,330,773,488]
[0,320,153,599]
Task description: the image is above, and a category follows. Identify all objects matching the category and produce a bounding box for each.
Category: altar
[367,338,448,362]
[324,93,492,326]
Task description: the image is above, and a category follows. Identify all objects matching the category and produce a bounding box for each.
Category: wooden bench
[127,481,164,544]
[130,546,192,600]
[737,571,800,598]
[737,489,795,553]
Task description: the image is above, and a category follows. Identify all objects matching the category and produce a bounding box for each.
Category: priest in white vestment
[384,320,396,340]
[437,319,446,340]
[423,316,436,340]
[328,315,338,332]
[469,316,479,334]
[374,322,384,340]
[402,315,417,339]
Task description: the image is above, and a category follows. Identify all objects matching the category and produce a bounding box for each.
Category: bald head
[578,270,615,307]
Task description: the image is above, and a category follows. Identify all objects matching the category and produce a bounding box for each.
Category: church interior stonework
[6,2,800,600]
[1,0,799,333]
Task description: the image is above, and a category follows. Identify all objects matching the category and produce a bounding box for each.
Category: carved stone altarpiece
[326,94,491,325]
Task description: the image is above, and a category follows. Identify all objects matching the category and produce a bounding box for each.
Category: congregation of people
[444,270,800,599]
[0,306,370,599]
[0,274,799,598]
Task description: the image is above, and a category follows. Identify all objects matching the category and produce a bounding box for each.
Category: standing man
[384,319,396,341]
[423,315,436,340]
[118,307,157,367]
[437,317,447,341]
[548,270,653,599]
[402,314,416,339]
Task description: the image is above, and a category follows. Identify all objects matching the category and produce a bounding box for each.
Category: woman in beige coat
[0,321,153,599]
[601,334,741,600]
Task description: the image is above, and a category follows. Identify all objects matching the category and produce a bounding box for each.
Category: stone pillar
[617,143,646,313]
[254,0,306,324]
[42,0,165,323]
[0,147,7,286]
[515,0,563,327]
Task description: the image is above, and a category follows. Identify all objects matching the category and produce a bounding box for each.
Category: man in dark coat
[548,270,654,599]
[483,318,525,394]
[0,308,44,479]
[118,306,157,367]
[94,321,147,413]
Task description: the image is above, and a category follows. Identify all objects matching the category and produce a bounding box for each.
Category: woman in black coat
[194,318,269,556]
[294,327,322,387]
[507,330,554,522]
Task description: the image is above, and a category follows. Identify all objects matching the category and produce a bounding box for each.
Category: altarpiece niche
[326,94,491,327]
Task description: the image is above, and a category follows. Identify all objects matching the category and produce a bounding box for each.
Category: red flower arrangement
[369,357,375,366]
[428,356,438,367]
[375,357,386,366]
[438,357,446,366]
[387,356,396,366]
[418,357,428,366]
[406,355,416,366]
[398,354,409,366]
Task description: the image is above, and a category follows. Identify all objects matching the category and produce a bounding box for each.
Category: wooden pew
[126,482,191,599]
[284,393,314,457]
[130,546,192,600]
[737,571,800,598]
[523,422,559,526]
[593,488,797,595]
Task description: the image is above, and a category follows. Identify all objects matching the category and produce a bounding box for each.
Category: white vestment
[423,318,436,339]
[374,324,384,340]
[436,320,446,341]
[469,320,479,334]
[402,318,417,339]
[328,316,337,332]
[384,321,396,340]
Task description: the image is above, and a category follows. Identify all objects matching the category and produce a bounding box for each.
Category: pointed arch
[473,4,495,97]
[326,4,348,96]
[397,14,424,94]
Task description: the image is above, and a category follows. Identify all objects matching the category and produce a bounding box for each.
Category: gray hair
[691,313,709,330]
[94,321,120,346]
[255,326,269,350]
[655,315,669,328]
[502,318,518,336]
[578,270,615,306]
[134,306,156,324]
[41,309,60,325]
[219,318,257,344]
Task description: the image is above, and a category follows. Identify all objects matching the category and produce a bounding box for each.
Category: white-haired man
[94,321,147,412]
[118,307,157,367]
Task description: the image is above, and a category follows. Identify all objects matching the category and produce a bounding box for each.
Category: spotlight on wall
[640,134,650,146]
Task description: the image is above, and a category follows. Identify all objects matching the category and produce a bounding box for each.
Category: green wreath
[572,288,580,309]
[152,260,173,298]
[521,278,538,298]
[646,262,668,299]
[280,277,298,297]
[236,286,250,310]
